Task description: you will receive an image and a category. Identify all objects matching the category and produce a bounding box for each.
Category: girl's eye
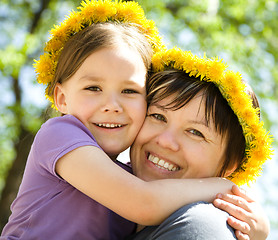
[189,129,204,138]
[148,113,166,122]
[122,89,138,94]
[86,86,101,92]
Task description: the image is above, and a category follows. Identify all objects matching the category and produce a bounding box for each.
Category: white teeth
[153,157,159,164]
[148,154,179,171]
[96,123,122,128]
[158,159,165,167]
[168,164,173,171]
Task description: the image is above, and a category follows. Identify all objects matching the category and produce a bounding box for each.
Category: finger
[213,198,251,222]
[232,185,254,202]
[215,193,252,212]
[227,216,251,234]
[235,230,250,240]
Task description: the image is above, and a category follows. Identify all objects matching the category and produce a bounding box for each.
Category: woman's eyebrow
[149,103,167,111]
[187,119,209,128]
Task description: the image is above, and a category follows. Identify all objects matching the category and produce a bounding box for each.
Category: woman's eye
[86,86,101,92]
[189,129,204,138]
[122,89,138,94]
[148,113,166,122]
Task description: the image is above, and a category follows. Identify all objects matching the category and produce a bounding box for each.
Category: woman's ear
[54,83,68,114]
[224,164,238,178]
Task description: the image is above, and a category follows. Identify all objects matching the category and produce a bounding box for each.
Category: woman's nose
[100,94,123,113]
[155,129,179,152]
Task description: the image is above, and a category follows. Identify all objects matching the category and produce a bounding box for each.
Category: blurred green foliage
[0,0,277,236]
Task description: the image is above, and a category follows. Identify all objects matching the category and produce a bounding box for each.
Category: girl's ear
[54,83,68,114]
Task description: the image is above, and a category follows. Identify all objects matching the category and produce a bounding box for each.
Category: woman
[129,48,272,240]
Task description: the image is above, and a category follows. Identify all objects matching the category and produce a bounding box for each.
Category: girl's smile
[54,45,147,159]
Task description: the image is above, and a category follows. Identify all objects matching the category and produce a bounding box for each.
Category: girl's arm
[213,185,269,240]
[56,145,234,225]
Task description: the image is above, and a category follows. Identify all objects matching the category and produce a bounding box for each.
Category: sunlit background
[0,0,277,238]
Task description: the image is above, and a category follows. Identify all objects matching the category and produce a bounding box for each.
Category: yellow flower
[241,109,259,125]
[152,51,165,72]
[249,123,265,139]
[182,53,195,73]
[117,1,144,23]
[92,1,116,22]
[231,96,250,114]
[34,0,165,104]
[206,57,226,83]
[194,57,208,80]
[34,53,53,84]
[50,23,69,41]
[44,38,64,53]
[227,85,241,99]
[222,70,242,89]
[78,5,94,25]
[64,11,83,33]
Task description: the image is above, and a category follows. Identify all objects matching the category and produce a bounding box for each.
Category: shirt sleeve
[32,115,101,179]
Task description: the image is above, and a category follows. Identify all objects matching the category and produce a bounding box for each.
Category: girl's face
[130,92,228,181]
[54,46,147,159]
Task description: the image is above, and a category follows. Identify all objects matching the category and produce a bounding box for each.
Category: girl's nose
[155,129,179,152]
[100,94,123,113]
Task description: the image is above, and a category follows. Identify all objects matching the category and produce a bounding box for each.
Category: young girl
[129,48,272,239]
[1,1,237,239]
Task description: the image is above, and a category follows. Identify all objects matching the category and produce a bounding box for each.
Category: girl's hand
[213,185,269,240]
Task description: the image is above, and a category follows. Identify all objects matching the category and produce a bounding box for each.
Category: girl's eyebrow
[79,76,141,85]
[79,75,102,82]
[123,79,142,85]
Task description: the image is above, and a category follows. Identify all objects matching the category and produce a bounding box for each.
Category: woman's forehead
[153,91,228,133]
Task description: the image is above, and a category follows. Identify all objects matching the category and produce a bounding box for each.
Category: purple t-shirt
[1,115,136,240]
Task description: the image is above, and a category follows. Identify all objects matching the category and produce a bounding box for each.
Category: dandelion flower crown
[34,0,165,103]
[152,48,273,186]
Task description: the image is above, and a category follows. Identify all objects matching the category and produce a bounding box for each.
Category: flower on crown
[152,47,273,186]
[34,0,165,103]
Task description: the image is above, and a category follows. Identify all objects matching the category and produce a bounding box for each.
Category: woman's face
[130,92,228,181]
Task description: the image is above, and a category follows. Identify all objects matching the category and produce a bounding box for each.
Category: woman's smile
[130,93,227,181]
[147,152,180,172]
